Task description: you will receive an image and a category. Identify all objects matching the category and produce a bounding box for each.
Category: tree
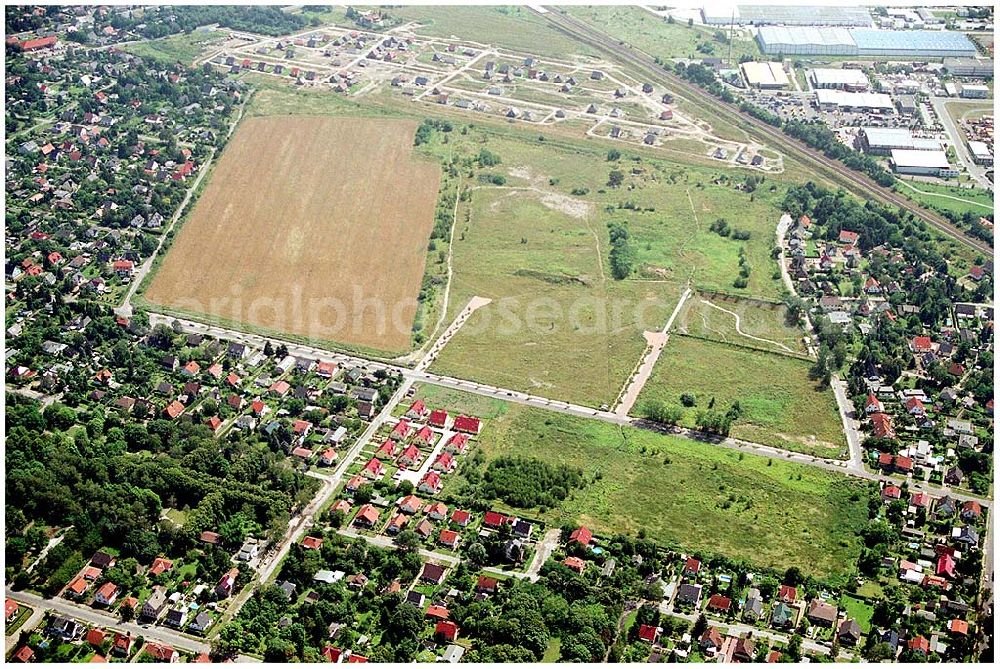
[395,529,421,553]
[784,566,803,586]
[43,403,76,431]
[787,634,803,661]
[607,169,625,188]
[692,613,708,638]
[467,542,487,567]
[607,221,636,280]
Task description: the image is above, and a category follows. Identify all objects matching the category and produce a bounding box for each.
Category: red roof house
[569,526,593,546]
[428,409,449,427]
[435,620,459,642]
[453,415,481,434]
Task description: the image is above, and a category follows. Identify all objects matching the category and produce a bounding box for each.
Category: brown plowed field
[145,116,440,353]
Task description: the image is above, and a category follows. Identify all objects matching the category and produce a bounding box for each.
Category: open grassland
[422,130,787,407]
[121,29,224,65]
[430,187,684,406]
[384,5,599,60]
[445,401,869,580]
[674,293,809,356]
[894,179,994,219]
[235,88,793,406]
[406,383,510,420]
[566,5,760,62]
[636,335,846,457]
[145,116,440,354]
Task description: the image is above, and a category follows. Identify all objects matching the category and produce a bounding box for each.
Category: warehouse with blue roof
[757,27,977,57]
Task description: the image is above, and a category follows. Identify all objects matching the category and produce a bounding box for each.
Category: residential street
[146,310,993,508]
[3,589,258,661]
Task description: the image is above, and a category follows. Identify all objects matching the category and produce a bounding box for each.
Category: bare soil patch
[145,116,440,352]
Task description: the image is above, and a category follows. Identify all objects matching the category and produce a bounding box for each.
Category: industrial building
[890,149,959,177]
[968,140,993,165]
[960,84,990,99]
[741,61,789,89]
[944,57,994,78]
[701,4,871,26]
[810,68,870,91]
[814,89,894,112]
[850,29,977,58]
[757,26,856,55]
[757,26,977,57]
[856,127,940,155]
[896,95,917,116]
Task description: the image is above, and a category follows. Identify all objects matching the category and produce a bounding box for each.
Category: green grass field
[421,129,788,407]
[636,335,846,457]
[674,294,809,356]
[894,179,994,219]
[406,383,510,419]
[839,594,875,633]
[566,5,760,62]
[121,29,224,65]
[430,185,684,407]
[387,5,599,59]
[444,399,869,580]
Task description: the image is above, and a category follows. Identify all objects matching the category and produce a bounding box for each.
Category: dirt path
[526,529,561,581]
[613,285,692,416]
[896,178,992,211]
[698,298,797,354]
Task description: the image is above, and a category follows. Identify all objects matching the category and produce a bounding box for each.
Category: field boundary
[672,331,814,363]
[138,299,410,363]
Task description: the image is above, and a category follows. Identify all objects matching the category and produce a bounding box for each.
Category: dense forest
[124,6,311,39]
[5,392,317,595]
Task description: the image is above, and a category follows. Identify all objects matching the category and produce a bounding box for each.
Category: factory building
[943,57,994,78]
[757,26,977,58]
[810,68,870,91]
[701,4,872,26]
[960,84,990,99]
[895,95,917,116]
[850,29,977,58]
[856,127,940,155]
[741,61,789,89]
[968,141,993,165]
[890,149,959,177]
[814,89,894,112]
[757,26,857,56]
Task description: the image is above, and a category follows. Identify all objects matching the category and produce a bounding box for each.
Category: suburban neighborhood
[4,2,994,665]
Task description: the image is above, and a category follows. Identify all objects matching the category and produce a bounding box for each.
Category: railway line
[541,9,993,256]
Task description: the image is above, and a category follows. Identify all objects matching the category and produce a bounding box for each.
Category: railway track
[542,10,993,256]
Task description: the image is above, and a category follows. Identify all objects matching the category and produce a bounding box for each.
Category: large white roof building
[810,68,870,91]
[757,26,977,57]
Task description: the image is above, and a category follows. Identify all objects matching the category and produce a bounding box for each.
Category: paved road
[930,96,993,190]
[144,311,993,508]
[116,147,216,319]
[220,370,417,628]
[831,377,865,472]
[526,529,561,581]
[3,589,256,661]
[659,596,855,660]
[118,95,247,319]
